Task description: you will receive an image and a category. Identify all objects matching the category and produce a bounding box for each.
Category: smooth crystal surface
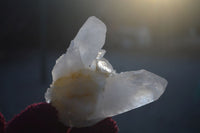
[90,70,167,119]
[73,16,106,68]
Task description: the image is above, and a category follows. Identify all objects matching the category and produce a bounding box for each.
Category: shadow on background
[0,0,200,133]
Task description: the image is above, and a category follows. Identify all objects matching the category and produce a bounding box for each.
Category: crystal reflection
[133,89,154,108]
[97,60,112,73]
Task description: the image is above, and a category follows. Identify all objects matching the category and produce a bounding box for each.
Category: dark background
[1,0,200,132]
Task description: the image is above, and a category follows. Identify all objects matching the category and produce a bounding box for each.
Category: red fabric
[70,118,118,133]
[5,102,118,133]
[6,103,68,133]
[0,112,6,133]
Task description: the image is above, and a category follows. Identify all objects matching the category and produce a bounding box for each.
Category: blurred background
[0,0,200,132]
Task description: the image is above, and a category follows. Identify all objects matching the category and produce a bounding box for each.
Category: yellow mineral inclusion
[52,70,100,102]
[50,70,106,126]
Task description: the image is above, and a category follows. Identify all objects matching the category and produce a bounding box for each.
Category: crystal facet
[73,16,106,68]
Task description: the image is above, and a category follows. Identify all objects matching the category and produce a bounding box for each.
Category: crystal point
[74,16,107,68]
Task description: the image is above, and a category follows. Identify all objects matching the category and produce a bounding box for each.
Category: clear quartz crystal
[45,16,167,128]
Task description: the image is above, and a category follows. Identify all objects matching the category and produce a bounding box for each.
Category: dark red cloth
[70,118,118,133]
[6,103,68,133]
[0,112,6,133]
[5,102,118,133]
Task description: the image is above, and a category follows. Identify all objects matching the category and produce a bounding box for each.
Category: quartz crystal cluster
[45,16,167,128]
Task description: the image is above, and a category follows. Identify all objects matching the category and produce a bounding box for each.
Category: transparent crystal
[96,49,106,59]
[73,16,106,68]
[46,16,167,128]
